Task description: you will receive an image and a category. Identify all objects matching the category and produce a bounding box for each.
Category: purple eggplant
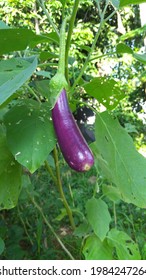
[52,89,94,172]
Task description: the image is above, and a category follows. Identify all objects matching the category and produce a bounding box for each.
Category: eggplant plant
[0,0,146,260]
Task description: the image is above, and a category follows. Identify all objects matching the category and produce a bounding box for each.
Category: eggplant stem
[53,147,76,230]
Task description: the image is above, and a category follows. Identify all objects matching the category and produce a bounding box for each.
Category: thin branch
[36,0,59,36]
[27,192,75,260]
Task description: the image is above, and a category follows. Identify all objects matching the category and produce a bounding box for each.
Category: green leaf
[39,51,58,61]
[82,234,113,260]
[83,77,125,110]
[86,198,111,241]
[108,229,141,260]
[120,25,146,41]
[110,0,120,8]
[4,100,57,173]
[95,111,146,208]
[120,0,146,7]
[0,125,22,210]
[0,237,5,255]
[0,56,37,105]
[0,29,59,55]
[116,43,133,54]
[74,220,91,238]
[102,184,122,202]
[133,53,146,64]
[34,80,50,99]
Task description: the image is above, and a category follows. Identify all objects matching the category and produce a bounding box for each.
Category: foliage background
[0,0,146,260]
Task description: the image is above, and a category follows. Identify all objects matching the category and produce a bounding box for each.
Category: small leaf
[83,77,125,110]
[0,56,37,105]
[4,100,57,173]
[86,198,111,241]
[108,229,141,260]
[82,234,113,260]
[0,125,22,210]
[116,43,133,54]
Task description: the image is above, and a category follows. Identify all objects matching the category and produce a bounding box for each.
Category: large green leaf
[0,125,22,210]
[108,229,141,260]
[120,0,146,7]
[82,234,113,260]
[4,100,56,173]
[0,28,59,55]
[83,77,125,110]
[86,198,111,241]
[95,111,146,208]
[0,56,37,105]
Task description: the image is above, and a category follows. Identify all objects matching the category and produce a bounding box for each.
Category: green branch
[36,0,59,36]
[53,147,76,230]
[27,192,75,260]
[65,0,80,82]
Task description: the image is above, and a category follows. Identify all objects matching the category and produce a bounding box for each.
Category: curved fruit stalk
[52,89,94,172]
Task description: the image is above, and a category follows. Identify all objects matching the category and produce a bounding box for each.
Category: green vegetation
[0,0,146,260]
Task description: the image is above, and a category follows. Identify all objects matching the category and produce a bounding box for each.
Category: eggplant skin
[52,89,94,172]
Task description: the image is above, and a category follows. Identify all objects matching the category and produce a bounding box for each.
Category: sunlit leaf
[0,56,37,105]
[95,111,146,208]
[4,100,57,173]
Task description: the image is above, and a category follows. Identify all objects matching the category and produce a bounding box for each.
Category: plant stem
[44,160,58,188]
[36,0,59,36]
[53,147,76,230]
[71,1,113,92]
[71,20,104,92]
[26,84,41,104]
[58,17,68,75]
[27,193,75,260]
[65,0,80,82]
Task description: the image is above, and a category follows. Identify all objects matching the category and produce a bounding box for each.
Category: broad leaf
[82,234,113,260]
[120,0,146,7]
[108,229,141,260]
[86,198,111,241]
[0,125,22,210]
[95,111,146,208]
[4,100,57,173]
[0,28,59,55]
[0,56,37,105]
[83,77,125,110]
